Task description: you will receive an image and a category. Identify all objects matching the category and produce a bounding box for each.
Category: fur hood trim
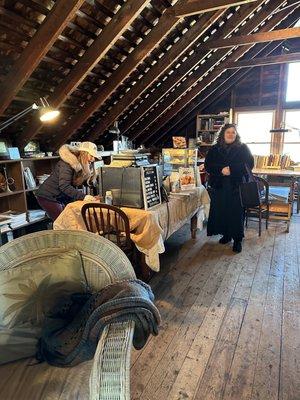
[59,145,82,173]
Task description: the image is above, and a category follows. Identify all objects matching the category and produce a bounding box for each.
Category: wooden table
[54,186,210,278]
[252,168,300,231]
[253,168,300,214]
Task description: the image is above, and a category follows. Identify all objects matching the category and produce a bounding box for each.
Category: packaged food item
[172,136,187,149]
[105,191,113,205]
[179,167,196,191]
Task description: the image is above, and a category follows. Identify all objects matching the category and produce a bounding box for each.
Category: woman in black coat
[205,124,254,253]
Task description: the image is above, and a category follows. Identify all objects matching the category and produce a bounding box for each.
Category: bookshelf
[196,114,229,146]
[0,156,58,241]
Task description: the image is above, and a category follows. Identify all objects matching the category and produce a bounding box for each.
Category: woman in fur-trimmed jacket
[205,124,254,253]
[36,142,99,221]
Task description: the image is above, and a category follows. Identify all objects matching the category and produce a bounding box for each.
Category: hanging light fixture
[38,97,60,122]
[0,97,60,132]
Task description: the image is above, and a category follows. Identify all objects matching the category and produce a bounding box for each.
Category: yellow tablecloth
[54,186,210,271]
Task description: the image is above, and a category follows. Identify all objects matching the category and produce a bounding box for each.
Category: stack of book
[27,209,46,222]
[253,154,291,169]
[0,211,27,229]
[0,215,12,233]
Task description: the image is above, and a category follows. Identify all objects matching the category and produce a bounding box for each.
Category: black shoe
[219,236,231,244]
[233,241,242,253]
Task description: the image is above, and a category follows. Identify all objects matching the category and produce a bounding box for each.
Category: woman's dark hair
[216,123,242,147]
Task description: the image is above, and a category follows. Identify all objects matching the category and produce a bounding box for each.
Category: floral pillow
[0,249,87,365]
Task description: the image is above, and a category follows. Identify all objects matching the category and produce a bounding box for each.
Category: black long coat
[205,143,254,241]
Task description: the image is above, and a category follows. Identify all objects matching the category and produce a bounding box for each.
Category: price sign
[141,165,161,210]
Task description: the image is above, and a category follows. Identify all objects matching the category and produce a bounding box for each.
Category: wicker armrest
[89,321,135,400]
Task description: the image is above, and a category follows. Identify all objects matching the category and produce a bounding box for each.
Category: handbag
[239,164,261,208]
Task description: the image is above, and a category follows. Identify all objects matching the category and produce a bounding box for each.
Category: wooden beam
[135,0,295,145]
[18,0,150,147]
[174,0,258,17]
[207,27,300,49]
[123,0,265,140]
[221,51,300,68]
[151,28,298,145]
[130,0,283,143]
[86,10,226,142]
[152,42,285,145]
[0,0,85,115]
[50,5,184,149]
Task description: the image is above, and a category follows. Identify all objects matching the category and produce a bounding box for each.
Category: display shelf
[0,190,24,198]
[0,157,58,240]
[162,148,198,176]
[196,113,229,147]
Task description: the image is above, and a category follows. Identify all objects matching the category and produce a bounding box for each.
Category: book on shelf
[0,215,12,233]
[0,210,27,229]
[27,209,46,222]
[23,166,36,189]
[253,154,291,169]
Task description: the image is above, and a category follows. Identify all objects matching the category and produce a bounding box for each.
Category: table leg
[137,251,154,282]
[191,214,198,239]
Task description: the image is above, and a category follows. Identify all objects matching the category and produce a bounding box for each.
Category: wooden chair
[81,202,135,263]
[245,176,269,236]
[0,230,135,400]
[268,184,293,233]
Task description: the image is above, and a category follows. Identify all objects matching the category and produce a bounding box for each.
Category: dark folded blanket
[36,279,161,367]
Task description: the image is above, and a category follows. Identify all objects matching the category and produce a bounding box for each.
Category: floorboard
[130,215,300,400]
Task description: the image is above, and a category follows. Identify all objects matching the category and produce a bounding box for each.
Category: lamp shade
[39,106,60,122]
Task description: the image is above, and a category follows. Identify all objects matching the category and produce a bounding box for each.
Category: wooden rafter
[207,27,300,49]
[18,0,150,147]
[134,0,294,145]
[123,0,265,140]
[130,0,282,143]
[173,0,258,17]
[48,6,185,150]
[220,51,300,68]
[152,38,293,145]
[0,0,85,115]
[86,10,226,142]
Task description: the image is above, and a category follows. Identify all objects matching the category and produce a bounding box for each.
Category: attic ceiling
[0,0,299,150]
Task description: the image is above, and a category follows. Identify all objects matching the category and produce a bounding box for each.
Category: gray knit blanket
[36,279,161,367]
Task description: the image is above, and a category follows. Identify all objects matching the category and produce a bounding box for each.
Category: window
[286,62,300,102]
[236,111,274,155]
[283,110,300,162]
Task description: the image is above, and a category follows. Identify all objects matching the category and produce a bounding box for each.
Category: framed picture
[8,147,21,160]
[0,140,9,160]
[24,140,40,154]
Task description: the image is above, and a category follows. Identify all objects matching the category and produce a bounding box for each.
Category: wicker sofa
[0,230,135,400]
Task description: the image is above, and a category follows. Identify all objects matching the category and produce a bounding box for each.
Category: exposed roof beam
[86,10,226,142]
[150,13,300,146]
[129,0,280,142]
[122,0,265,140]
[207,26,300,49]
[173,0,258,18]
[134,0,294,144]
[0,0,85,115]
[50,3,188,149]
[18,0,150,147]
[152,41,290,145]
[221,51,300,68]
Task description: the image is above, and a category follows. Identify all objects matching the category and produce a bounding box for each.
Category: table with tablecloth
[54,186,210,271]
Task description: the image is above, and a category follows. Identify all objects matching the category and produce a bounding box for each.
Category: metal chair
[0,230,135,400]
[245,176,270,236]
[81,203,135,263]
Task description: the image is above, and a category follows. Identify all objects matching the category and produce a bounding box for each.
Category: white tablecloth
[54,186,210,271]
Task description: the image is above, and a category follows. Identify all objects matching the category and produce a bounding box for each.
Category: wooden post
[272,63,288,154]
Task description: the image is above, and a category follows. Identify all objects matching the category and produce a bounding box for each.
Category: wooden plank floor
[130,214,300,400]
